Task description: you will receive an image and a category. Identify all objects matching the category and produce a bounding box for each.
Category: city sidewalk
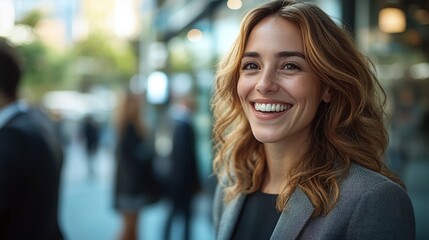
[59,139,215,240]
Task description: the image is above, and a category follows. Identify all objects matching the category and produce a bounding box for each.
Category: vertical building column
[341,0,356,37]
[139,0,157,77]
[355,0,371,52]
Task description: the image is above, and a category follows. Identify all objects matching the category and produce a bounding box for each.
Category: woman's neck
[260,137,310,194]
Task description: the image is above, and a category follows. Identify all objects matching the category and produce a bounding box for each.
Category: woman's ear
[322,86,332,103]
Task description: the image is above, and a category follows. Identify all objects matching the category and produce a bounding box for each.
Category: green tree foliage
[12,9,137,101]
[16,40,74,101]
[16,10,44,28]
[7,10,74,102]
[73,33,137,87]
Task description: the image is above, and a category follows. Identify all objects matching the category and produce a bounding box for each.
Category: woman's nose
[255,71,279,94]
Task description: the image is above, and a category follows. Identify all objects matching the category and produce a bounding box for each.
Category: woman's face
[237,16,330,145]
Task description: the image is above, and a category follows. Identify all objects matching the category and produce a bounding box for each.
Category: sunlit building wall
[12,0,76,48]
[77,0,140,40]
[0,0,15,37]
[9,0,140,47]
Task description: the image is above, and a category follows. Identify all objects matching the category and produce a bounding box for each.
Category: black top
[114,122,153,210]
[232,191,281,240]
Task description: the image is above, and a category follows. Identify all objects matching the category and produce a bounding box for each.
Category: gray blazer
[213,164,415,240]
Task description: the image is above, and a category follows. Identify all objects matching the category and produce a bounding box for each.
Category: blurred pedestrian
[0,39,64,239]
[211,1,415,239]
[80,113,100,179]
[163,93,201,240]
[113,90,157,240]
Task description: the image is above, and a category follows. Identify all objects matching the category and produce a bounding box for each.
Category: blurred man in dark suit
[163,93,201,240]
[0,39,64,239]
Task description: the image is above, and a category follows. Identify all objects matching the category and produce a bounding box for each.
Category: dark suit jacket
[164,116,200,205]
[0,109,63,240]
[214,164,415,240]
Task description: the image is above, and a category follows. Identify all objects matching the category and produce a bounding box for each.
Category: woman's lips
[251,101,293,120]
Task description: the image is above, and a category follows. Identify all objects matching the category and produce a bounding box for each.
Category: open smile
[253,102,293,113]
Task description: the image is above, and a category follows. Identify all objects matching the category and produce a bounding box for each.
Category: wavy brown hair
[115,91,146,139]
[211,0,403,217]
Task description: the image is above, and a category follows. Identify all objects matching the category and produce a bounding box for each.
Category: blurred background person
[113,90,157,240]
[0,39,64,239]
[80,113,101,180]
[163,92,201,240]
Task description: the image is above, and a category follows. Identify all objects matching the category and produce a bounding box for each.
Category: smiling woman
[237,16,330,147]
[211,1,415,240]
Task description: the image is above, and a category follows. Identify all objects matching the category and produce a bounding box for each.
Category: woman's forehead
[244,16,303,54]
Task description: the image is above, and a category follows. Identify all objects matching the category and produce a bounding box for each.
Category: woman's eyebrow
[242,51,306,59]
[276,51,306,59]
[242,52,260,58]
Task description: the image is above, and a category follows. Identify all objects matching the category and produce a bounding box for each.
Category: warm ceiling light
[187,28,203,42]
[379,7,406,33]
[227,0,242,10]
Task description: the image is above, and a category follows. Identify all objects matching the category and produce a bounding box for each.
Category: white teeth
[254,103,291,112]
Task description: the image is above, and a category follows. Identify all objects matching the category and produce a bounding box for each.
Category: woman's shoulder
[336,164,416,239]
[338,163,411,207]
[343,163,404,191]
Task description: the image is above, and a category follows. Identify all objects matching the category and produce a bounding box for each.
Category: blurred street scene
[59,126,215,240]
[1,0,429,239]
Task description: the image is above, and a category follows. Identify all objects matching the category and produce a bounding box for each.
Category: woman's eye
[242,62,259,70]
[282,63,301,71]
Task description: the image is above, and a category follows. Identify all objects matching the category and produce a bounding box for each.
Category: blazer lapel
[271,188,314,239]
[217,193,246,240]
